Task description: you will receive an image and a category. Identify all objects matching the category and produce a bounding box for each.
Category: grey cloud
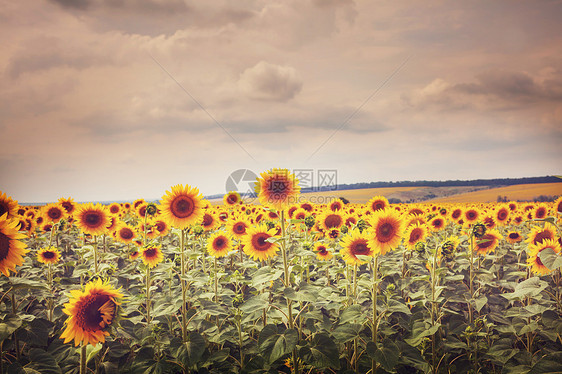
[238,61,303,102]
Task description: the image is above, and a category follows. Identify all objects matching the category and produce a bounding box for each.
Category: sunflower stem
[180,228,188,343]
[93,235,99,276]
[468,234,474,324]
[10,292,20,361]
[146,265,151,325]
[214,257,219,304]
[80,344,87,374]
[371,254,379,374]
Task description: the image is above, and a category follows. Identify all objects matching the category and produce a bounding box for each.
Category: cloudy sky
[1,0,561,203]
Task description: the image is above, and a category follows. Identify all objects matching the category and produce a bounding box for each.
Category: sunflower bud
[356,219,368,233]
[472,223,486,238]
[146,203,158,216]
[192,225,204,237]
[304,215,315,229]
[386,283,396,293]
[264,220,276,230]
[340,225,349,234]
[415,241,426,254]
[302,241,313,251]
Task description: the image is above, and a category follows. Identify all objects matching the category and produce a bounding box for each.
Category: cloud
[238,61,303,102]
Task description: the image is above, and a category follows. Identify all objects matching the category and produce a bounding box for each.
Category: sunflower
[133,199,145,209]
[160,184,205,230]
[526,223,557,246]
[554,197,562,215]
[60,279,123,347]
[450,206,464,223]
[463,208,481,225]
[367,208,404,255]
[37,246,61,265]
[114,223,136,244]
[474,229,502,255]
[74,203,111,236]
[0,213,28,276]
[318,210,344,232]
[344,214,358,228]
[527,239,561,276]
[141,245,164,268]
[242,224,279,262]
[129,250,140,260]
[300,202,313,212]
[428,216,447,232]
[532,203,549,220]
[0,192,19,220]
[41,203,66,223]
[201,212,219,232]
[152,219,170,237]
[340,230,374,265]
[329,199,343,212]
[207,231,233,258]
[108,203,121,216]
[367,196,389,213]
[58,197,76,216]
[228,215,250,239]
[506,231,523,244]
[313,243,333,260]
[292,208,307,221]
[404,223,428,250]
[223,191,242,206]
[494,204,510,226]
[482,215,497,230]
[255,169,300,211]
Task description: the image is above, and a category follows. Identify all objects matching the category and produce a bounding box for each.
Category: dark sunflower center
[155,222,165,232]
[301,204,312,212]
[296,213,306,220]
[42,251,55,259]
[0,232,10,262]
[497,210,507,220]
[432,219,443,228]
[351,240,369,255]
[324,214,342,228]
[452,210,461,219]
[535,208,546,218]
[477,234,495,249]
[144,247,156,258]
[410,229,421,242]
[61,202,73,213]
[372,201,385,211]
[110,206,119,214]
[317,246,327,255]
[214,237,226,249]
[509,233,519,239]
[252,233,272,251]
[85,212,102,227]
[171,196,195,218]
[120,228,134,240]
[48,208,62,220]
[79,294,113,331]
[466,211,477,220]
[234,223,246,234]
[377,222,394,241]
[227,195,238,204]
[533,231,552,245]
[202,214,213,227]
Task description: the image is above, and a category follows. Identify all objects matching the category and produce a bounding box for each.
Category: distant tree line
[335,175,561,191]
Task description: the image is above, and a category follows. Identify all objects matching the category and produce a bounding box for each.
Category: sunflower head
[404,223,428,250]
[60,279,123,347]
[474,229,502,255]
[242,224,279,262]
[0,192,19,220]
[0,213,28,276]
[527,239,561,276]
[37,246,61,265]
[141,245,164,268]
[471,223,487,239]
[223,191,242,206]
[339,230,373,265]
[313,242,333,261]
[367,208,404,255]
[74,203,111,236]
[255,169,300,211]
[367,196,389,213]
[207,231,233,258]
[42,203,67,223]
[160,184,205,229]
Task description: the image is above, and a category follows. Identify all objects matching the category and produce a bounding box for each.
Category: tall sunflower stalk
[371,254,379,374]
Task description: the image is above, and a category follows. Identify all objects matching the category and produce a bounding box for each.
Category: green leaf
[0,313,22,342]
[474,295,488,313]
[7,277,48,291]
[385,299,412,315]
[86,343,103,364]
[177,332,206,368]
[251,266,284,287]
[405,322,441,346]
[528,352,562,374]
[502,277,549,302]
[538,248,562,271]
[258,325,298,364]
[299,333,340,370]
[332,324,362,344]
[374,339,400,372]
[28,349,62,374]
[240,295,269,313]
[338,304,363,324]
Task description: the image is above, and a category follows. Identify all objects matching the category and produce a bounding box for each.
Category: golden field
[429,182,562,203]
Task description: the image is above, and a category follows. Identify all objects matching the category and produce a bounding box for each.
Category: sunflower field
[0,170,561,374]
